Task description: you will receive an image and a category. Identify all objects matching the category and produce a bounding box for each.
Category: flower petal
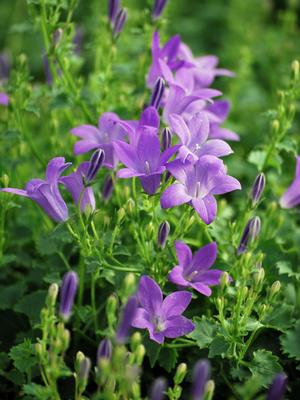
[199,269,224,286]
[191,242,217,270]
[198,139,233,158]
[190,282,212,296]
[138,276,163,315]
[163,315,195,338]
[174,241,193,269]
[192,195,217,225]
[169,113,190,144]
[1,188,29,197]
[168,265,188,286]
[160,183,192,209]
[161,291,192,318]
[74,140,100,155]
[140,174,161,195]
[113,140,140,171]
[131,308,151,329]
[71,125,99,139]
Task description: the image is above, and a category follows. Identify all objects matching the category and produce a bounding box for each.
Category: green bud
[242,286,248,299]
[291,60,299,80]
[103,215,111,227]
[47,283,59,306]
[35,343,43,357]
[135,344,145,365]
[1,174,9,187]
[126,198,135,215]
[78,357,91,386]
[204,380,215,400]
[130,332,142,351]
[270,281,281,298]
[173,385,182,399]
[147,222,155,237]
[117,207,126,223]
[254,268,265,286]
[75,351,85,371]
[216,297,224,311]
[131,382,141,399]
[106,294,118,327]
[258,303,268,317]
[123,185,131,199]
[174,363,187,385]
[98,357,110,375]
[62,329,70,351]
[271,119,280,133]
[220,272,230,290]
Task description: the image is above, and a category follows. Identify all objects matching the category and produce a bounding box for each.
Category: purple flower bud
[78,356,91,382]
[116,295,138,344]
[152,0,169,20]
[113,8,128,38]
[108,0,120,23]
[191,359,210,400]
[86,149,105,184]
[251,173,266,206]
[157,221,170,249]
[150,377,167,400]
[162,127,172,151]
[73,27,83,56]
[237,216,261,255]
[0,92,9,106]
[150,77,165,109]
[0,53,10,81]
[97,338,112,361]
[266,373,287,400]
[102,175,114,201]
[60,271,78,321]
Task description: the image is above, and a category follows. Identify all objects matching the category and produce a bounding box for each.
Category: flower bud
[35,343,43,356]
[123,273,136,297]
[97,338,112,361]
[266,373,287,400]
[204,380,215,400]
[117,207,126,223]
[86,148,105,184]
[191,359,210,400]
[53,28,63,47]
[61,329,70,351]
[126,198,135,215]
[47,283,59,306]
[272,120,280,133]
[108,0,120,23]
[131,332,142,351]
[162,127,172,151]
[220,272,230,290]
[254,267,265,286]
[102,175,114,201]
[78,356,91,382]
[292,60,299,80]
[251,173,265,206]
[106,294,118,328]
[59,271,78,321]
[115,296,138,344]
[150,377,167,400]
[113,8,128,38]
[150,77,165,109]
[270,281,281,298]
[152,0,169,20]
[157,221,170,249]
[135,344,145,365]
[1,174,9,187]
[174,363,187,385]
[237,217,261,255]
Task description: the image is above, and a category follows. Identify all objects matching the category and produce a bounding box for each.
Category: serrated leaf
[276,261,300,280]
[248,150,266,171]
[249,350,282,386]
[188,317,217,349]
[208,335,230,357]
[14,290,47,324]
[143,336,161,368]
[9,340,37,374]
[263,304,294,331]
[23,383,53,399]
[280,320,300,360]
[158,347,178,372]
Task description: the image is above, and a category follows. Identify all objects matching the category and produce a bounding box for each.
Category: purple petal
[132,307,151,329]
[161,291,192,318]
[113,140,139,171]
[169,113,190,144]
[71,125,99,139]
[174,240,193,269]
[0,92,9,106]
[192,195,217,225]
[160,183,192,209]
[210,175,241,195]
[199,269,224,286]
[210,126,240,141]
[46,157,71,183]
[163,315,195,338]
[162,34,181,60]
[191,242,217,270]
[188,112,210,144]
[190,282,212,296]
[160,145,180,165]
[168,265,188,286]
[1,188,29,197]
[280,156,300,208]
[140,106,160,128]
[198,139,233,158]
[74,140,100,155]
[138,276,163,315]
[140,174,161,195]
[206,100,230,122]
[137,131,161,172]
[117,168,144,178]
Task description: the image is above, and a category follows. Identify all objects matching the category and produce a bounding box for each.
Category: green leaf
[23,383,53,400]
[36,226,72,256]
[158,347,178,372]
[276,137,298,156]
[9,340,37,374]
[188,317,217,349]
[263,304,294,331]
[208,335,230,357]
[280,320,300,360]
[276,261,300,280]
[0,282,27,310]
[14,290,47,324]
[248,150,266,171]
[143,336,161,368]
[249,350,282,386]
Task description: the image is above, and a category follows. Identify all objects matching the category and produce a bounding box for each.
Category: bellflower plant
[280,156,300,208]
[168,241,227,296]
[131,276,195,344]
[1,157,71,222]
[161,156,241,224]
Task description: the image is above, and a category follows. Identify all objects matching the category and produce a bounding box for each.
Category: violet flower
[113,128,179,195]
[280,156,300,208]
[1,157,71,222]
[162,127,172,151]
[59,162,96,212]
[237,216,261,255]
[116,295,138,344]
[169,241,226,296]
[157,221,170,249]
[251,173,266,206]
[97,338,112,361]
[102,175,114,201]
[169,112,232,162]
[60,271,78,321]
[150,77,165,109]
[266,373,287,400]
[152,0,168,20]
[85,148,105,183]
[132,275,195,344]
[113,8,128,38]
[161,156,241,224]
[0,92,9,106]
[108,0,120,23]
[71,112,127,169]
[150,377,167,400]
[191,359,210,400]
[205,100,239,141]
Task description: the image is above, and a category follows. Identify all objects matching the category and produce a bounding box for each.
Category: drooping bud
[131,332,142,351]
[85,148,105,184]
[102,175,114,201]
[97,338,112,361]
[113,8,128,38]
[191,359,210,400]
[152,0,169,20]
[162,127,172,151]
[150,77,165,109]
[115,295,138,344]
[157,221,170,249]
[150,377,167,400]
[266,373,287,400]
[251,173,266,206]
[108,0,120,23]
[174,363,187,385]
[237,216,261,255]
[59,271,78,321]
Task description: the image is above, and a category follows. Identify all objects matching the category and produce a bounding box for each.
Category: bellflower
[162,127,172,151]
[102,175,114,201]
[116,295,138,344]
[112,8,128,38]
[59,162,96,212]
[205,100,239,141]
[157,221,170,249]
[237,216,261,255]
[113,128,179,195]
[60,271,78,321]
[132,275,195,344]
[266,373,287,400]
[161,156,241,224]
[169,241,226,296]
[71,112,127,169]
[152,0,169,20]
[150,77,165,109]
[169,112,232,162]
[108,0,120,23]
[280,156,300,208]
[1,157,71,222]
[0,92,9,106]
[251,173,266,206]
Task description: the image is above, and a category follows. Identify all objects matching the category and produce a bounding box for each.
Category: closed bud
[123,185,131,199]
[114,346,127,365]
[150,377,167,400]
[204,380,215,400]
[266,373,287,400]
[108,0,120,23]
[132,382,141,399]
[157,221,170,249]
[192,359,210,400]
[270,281,281,298]
[53,28,63,47]
[97,339,112,361]
[251,173,265,206]
[48,283,59,306]
[59,271,78,321]
[220,272,230,290]
[135,344,146,365]
[147,222,155,237]
[174,363,187,385]
[254,267,265,286]
[272,120,280,133]
[237,217,261,255]
[78,356,91,383]
[258,303,268,316]
[162,127,172,151]
[112,8,128,38]
[117,207,126,223]
[86,148,105,184]
[103,215,111,227]
[123,273,136,295]
[35,343,43,356]
[62,329,70,351]
[76,351,85,369]
[126,198,135,215]
[106,294,118,327]
[1,174,9,187]
[242,286,249,298]
[292,60,299,80]
[131,332,142,351]
[152,0,169,20]
[115,296,137,344]
[102,175,114,201]
[173,386,182,398]
[150,77,165,109]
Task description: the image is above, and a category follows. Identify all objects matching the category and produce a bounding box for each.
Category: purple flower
[169,241,226,296]
[85,148,105,183]
[0,92,9,106]
[191,359,210,400]
[280,156,300,208]
[71,112,127,169]
[150,377,167,400]
[102,175,114,201]
[157,221,170,249]
[132,275,195,344]
[161,156,241,224]
[116,295,138,344]
[97,338,112,361]
[113,127,178,195]
[60,271,78,320]
[152,0,169,20]
[237,216,261,255]
[59,162,96,212]
[150,77,165,109]
[169,112,232,162]
[266,373,287,400]
[251,173,266,206]
[205,100,239,141]
[1,157,71,222]
[108,0,120,23]
[162,127,172,151]
[112,8,128,38]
